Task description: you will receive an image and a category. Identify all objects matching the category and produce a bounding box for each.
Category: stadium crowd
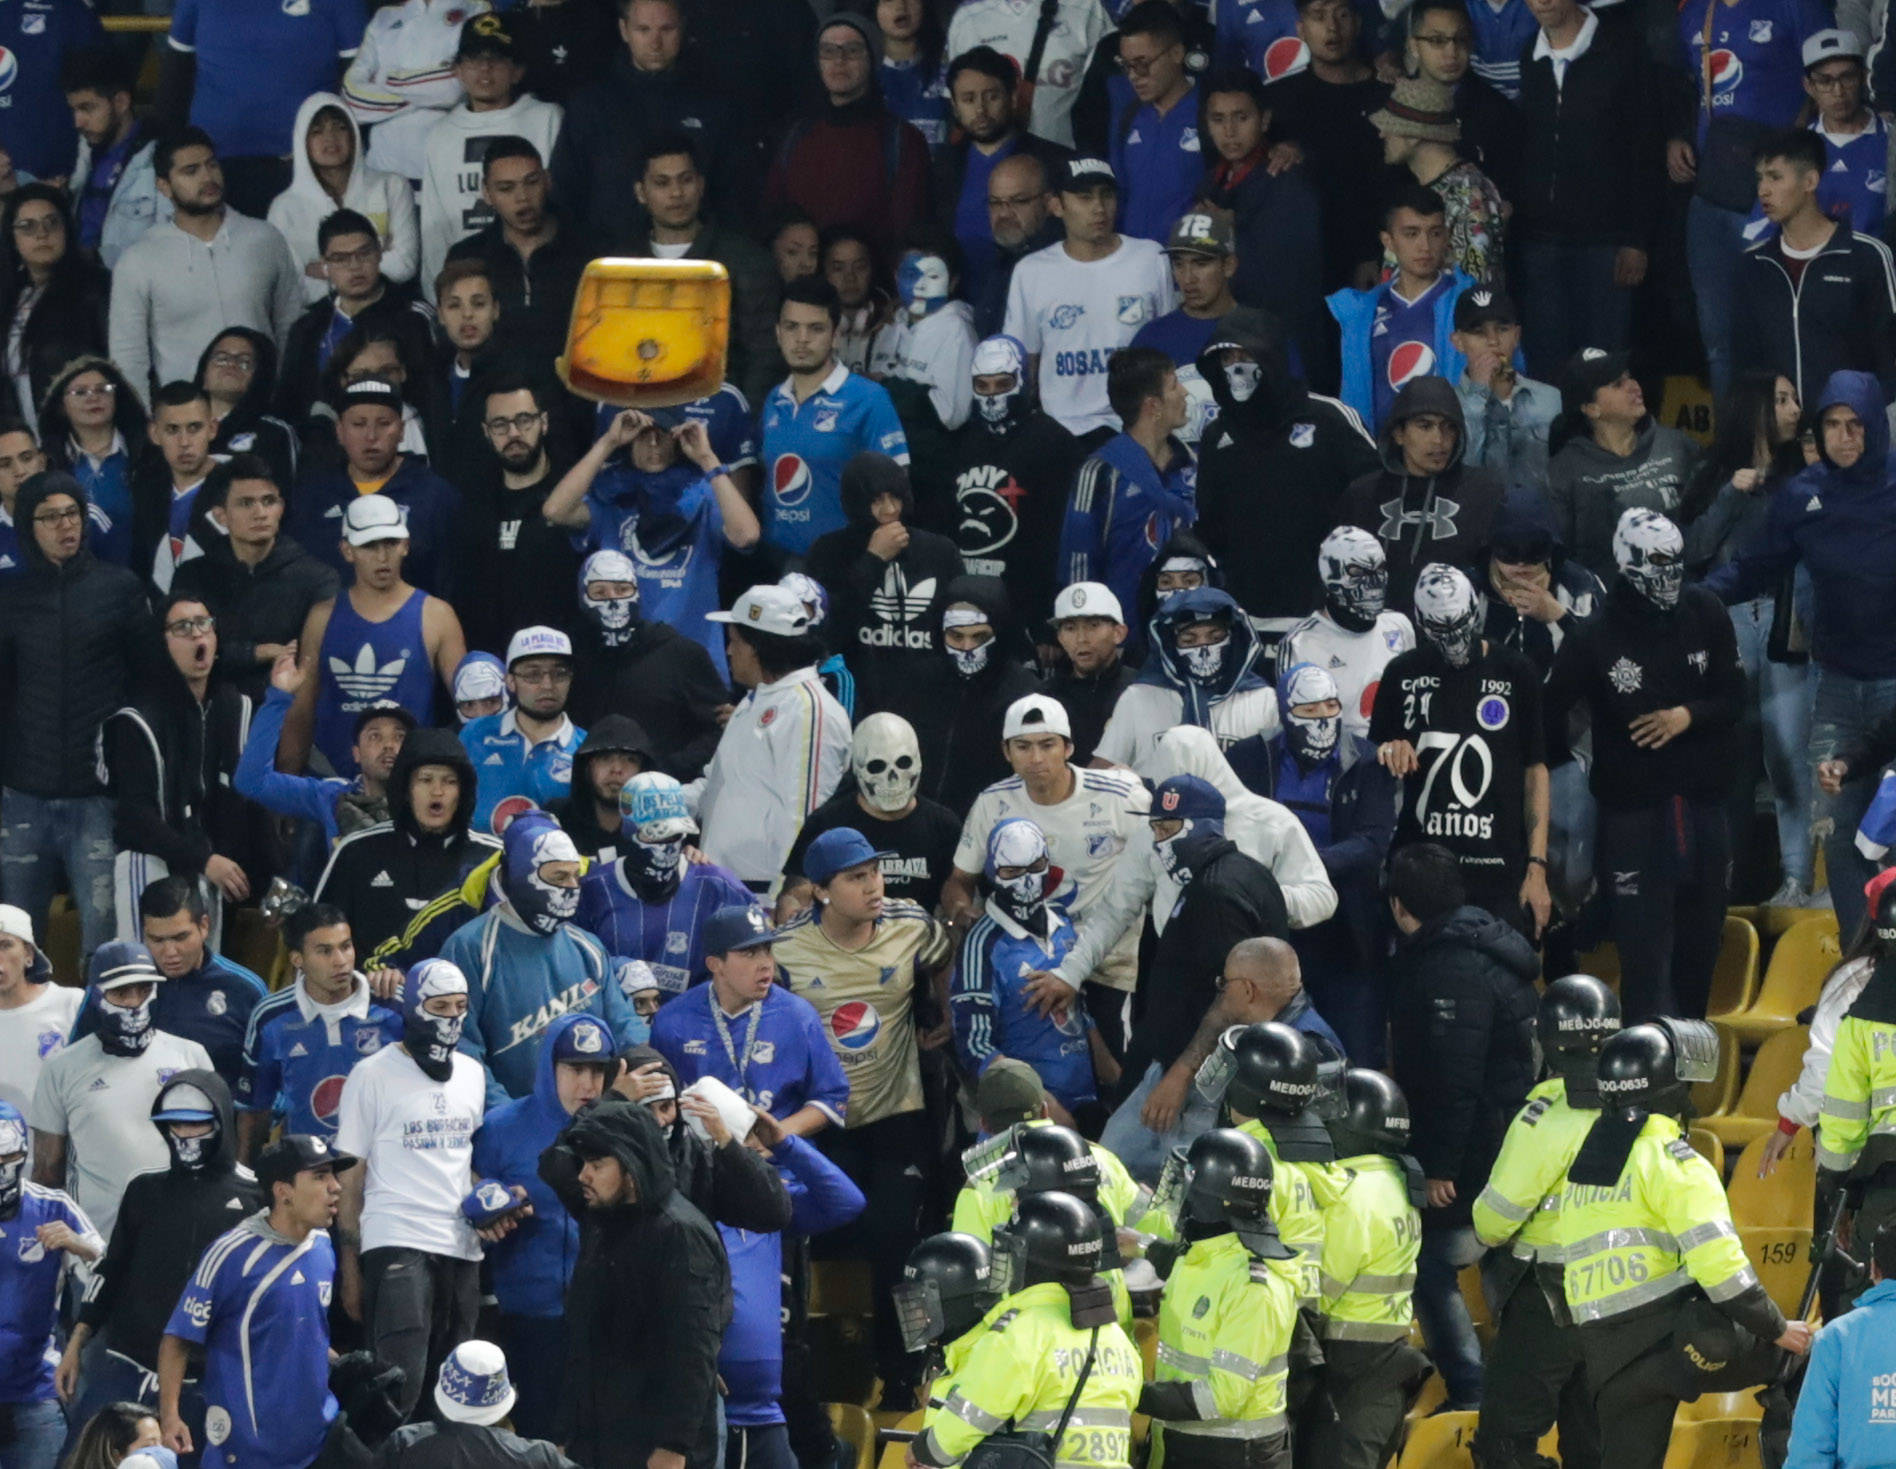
[10,0,1896,1464]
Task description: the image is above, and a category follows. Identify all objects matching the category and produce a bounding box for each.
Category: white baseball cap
[342,494,408,546]
[1052,582,1124,624]
[1804,28,1865,68]
[706,584,812,638]
[1002,693,1072,742]
[0,904,35,950]
[505,626,574,666]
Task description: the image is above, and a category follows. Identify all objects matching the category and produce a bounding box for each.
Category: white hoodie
[419,95,564,290]
[1053,726,1338,989]
[267,92,421,305]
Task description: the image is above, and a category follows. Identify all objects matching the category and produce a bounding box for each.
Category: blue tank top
[312,587,435,776]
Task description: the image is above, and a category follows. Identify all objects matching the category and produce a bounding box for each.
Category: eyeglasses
[1115,49,1177,75]
[11,214,61,237]
[484,411,544,436]
[1809,68,1861,91]
[1412,30,1469,46]
[32,506,82,526]
[208,351,255,370]
[512,666,573,686]
[164,615,216,637]
[323,245,381,268]
[818,41,867,59]
[64,382,114,400]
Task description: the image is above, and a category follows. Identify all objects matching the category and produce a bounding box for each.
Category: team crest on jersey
[1289,422,1315,448]
[20,14,42,32]
[1749,19,1773,42]
[1476,695,1510,730]
[354,1028,384,1055]
[550,753,574,782]
[683,1039,707,1055]
[36,1028,62,1059]
[666,930,689,954]
[1050,305,1084,330]
[156,1069,178,1085]
[207,991,228,1017]
[753,1041,776,1064]
[1384,627,1405,651]
[1607,656,1643,694]
[18,1235,45,1263]
[813,410,840,433]
[206,1409,232,1448]
[1117,296,1149,326]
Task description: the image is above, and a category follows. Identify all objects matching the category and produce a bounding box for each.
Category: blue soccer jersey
[574,858,755,996]
[235,978,404,1138]
[1369,274,1454,429]
[169,0,364,158]
[580,470,733,677]
[167,1216,336,1469]
[0,1185,100,1404]
[0,0,105,178]
[760,363,910,554]
[951,907,1096,1114]
[460,710,585,833]
[648,981,850,1126]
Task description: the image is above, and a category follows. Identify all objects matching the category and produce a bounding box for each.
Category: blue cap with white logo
[553,1017,613,1062]
[804,827,894,886]
[704,904,779,957]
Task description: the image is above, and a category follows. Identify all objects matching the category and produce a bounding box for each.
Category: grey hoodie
[1545,416,1699,581]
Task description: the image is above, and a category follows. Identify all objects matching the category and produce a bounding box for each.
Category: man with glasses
[1404,0,1521,201]
[1107,4,1203,244]
[195,329,299,491]
[0,418,46,582]
[452,377,580,655]
[974,153,1059,336]
[1788,29,1893,236]
[462,626,587,832]
[0,472,151,963]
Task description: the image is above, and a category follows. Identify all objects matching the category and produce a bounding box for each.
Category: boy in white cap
[461,626,588,833]
[1040,582,1135,765]
[0,905,81,1116]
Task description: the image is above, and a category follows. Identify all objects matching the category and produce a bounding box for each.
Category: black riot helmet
[1593,1019,1721,1120]
[997,1124,1101,1203]
[993,1190,1106,1290]
[1325,1068,1413,1158]
[1181,1127,1293,1259]
[1218,1022,1319,1121]
[1539,974,1622,1106]
[894,1232,1001,1353]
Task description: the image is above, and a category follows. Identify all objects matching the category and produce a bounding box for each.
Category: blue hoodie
[1707,370,1896,679]
[469,1010,590,1319]
[1131,586,1269,728]
[1786,1277,1896,1469]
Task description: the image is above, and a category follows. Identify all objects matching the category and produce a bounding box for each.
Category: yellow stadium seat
[1739,1226,1813,1315]
[1678,1391,1764,1423]
[829,1405,877,1469]
[1397,1411,1478,1469]
[1691,1025,1742,1120]
[1727,916,1840,1045]
[1729,1128,1815,1229]
[222,906,283,983]
[811,1260,875,1317]
[558,258,731,407]
[877,1441,908,1469]
[1686,1127,1725,1175]
[1706,916,1761,1024]
[1662,1416,1764,1469]
[1704,1027,1812,1151]
[1406,1372,1446,1423]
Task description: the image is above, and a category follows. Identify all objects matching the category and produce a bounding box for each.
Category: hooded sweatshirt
[805,452,963,722]
[568,610,729,781]
[196,328,301,493]
[1707,370,1896,680]
[914,573,1044,816]
[540,1098,732,1469]
[1097,586,1278,776]
[1193,309,1380,627]
[1544,412,1699,581]
[76,1070,260,1373]
[419,93,565,287]
[0,471,151,799]
[548,715,660,860]
[1340,375,1507,614]
[268,93,422,306]
[313,727,500,958]
[1474,488,1606,677]
[469,1010,591,1318]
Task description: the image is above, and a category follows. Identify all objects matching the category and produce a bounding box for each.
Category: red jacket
[765,98,932,259]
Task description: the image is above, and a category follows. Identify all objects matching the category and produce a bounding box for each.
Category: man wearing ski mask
[439,810,640,1105]
[577,771,753,997]
[0,1099,102,1469]
[780,713,963,918]
[60,1072,258,1440]
[29,942,212,1243]
[1246,662,1398,1065]
[1370,562,1551,939]
[336,957,511,1420]
[946,335,1083,624]
[1543,508,1744,1022]
[1279,526,1416,741]
[919,575,1042,816]
[1100,774,1291,1180]
[568,549,728,780]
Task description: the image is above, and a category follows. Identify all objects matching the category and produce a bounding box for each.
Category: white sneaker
[1763,878,1812,908]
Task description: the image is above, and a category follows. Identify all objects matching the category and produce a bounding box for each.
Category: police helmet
[1223,1022,1320,1120]
[997,1124,1101,1202]
[1594,1019,1721,1117]
[995,1190,1105,1289]
[1325,1068,1413,1157]
[1538,975,1622,1060]
[1182,1127,1274,1226]
[894,1232,999,1353]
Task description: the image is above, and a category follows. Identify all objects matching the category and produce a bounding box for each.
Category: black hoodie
[914,574,1043,816]
[548,715,660,860]
[0,471,151,798]
[1340,375,1506,614]
[540,1098,732,1469]
[805,453,963,723]
[77,1070,260,1373]
[195,328,300,493]
[569,615,730,782]
[1194,309,1380,625]
[313,726,501,956]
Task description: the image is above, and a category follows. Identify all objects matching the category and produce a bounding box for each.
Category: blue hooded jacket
[1707,370,1896,679]
[1132,586,1269,728]
[469,1010,592,1319]
[1326,268,1478,429]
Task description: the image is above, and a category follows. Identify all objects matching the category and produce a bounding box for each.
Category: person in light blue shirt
[460,627,586,834]
[1786,1219,1896,1469]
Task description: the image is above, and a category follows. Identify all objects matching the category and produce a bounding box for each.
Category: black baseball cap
[1452,287,1518,333]
[256,1134,357,1192]
[1559,347,1633,416]
[338,378,404,415]
[455,12,519,60]
[1057,156,1117,193]
[353,699,418,741]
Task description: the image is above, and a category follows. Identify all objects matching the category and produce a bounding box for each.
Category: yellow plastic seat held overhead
[558,258,731,407]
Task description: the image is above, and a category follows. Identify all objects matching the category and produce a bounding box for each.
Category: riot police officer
[1469,974,1619,1469]
[1143,1128,1319,1469]
[908,1192,1144,1469]
[1305,1069,1431,1469]
[1559,1020,1811,1469]
[896,1232,1005,1428]
[1817,878,1896,1259]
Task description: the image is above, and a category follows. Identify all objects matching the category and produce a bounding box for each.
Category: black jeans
[1597,798,1730,1023]
[360,1247,481,1421]
[1472,1270,1598,1469]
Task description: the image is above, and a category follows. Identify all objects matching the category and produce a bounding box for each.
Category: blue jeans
[1810,667,1896,938]
[1730,597,1817,887]
[0,790,115,965]
[1516,240,1632,381]
[1415,1224,1485,1409]
[1686,197,1750,398]
[0,1400,65,1469]
[1099,1061,1221,1186]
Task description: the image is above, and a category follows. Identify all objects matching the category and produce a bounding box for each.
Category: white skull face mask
[853,712,922,813]
[1413,563,1480,669]
[1612,507,1685,610]
[971,335,1030,430]
[944,607,994,678]
[1279,662,1342,765]
[1224,360,1262,402]
[1177,623,1229,684]
[580,550,640,645]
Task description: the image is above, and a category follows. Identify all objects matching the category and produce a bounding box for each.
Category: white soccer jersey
[0,983,83,1117]
[1277,608,1415,739]
[1004,236,1177,436]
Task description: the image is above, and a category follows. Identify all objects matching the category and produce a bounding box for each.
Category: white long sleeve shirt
[1778,956,1872,1129]
[690,666,851,887]
[341,0,491,181]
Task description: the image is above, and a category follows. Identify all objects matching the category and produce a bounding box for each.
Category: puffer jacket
[1387,903,1539,1224]
[540,1098,732,1469]
[1340,375,1507,613]
[0,472,150,797]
